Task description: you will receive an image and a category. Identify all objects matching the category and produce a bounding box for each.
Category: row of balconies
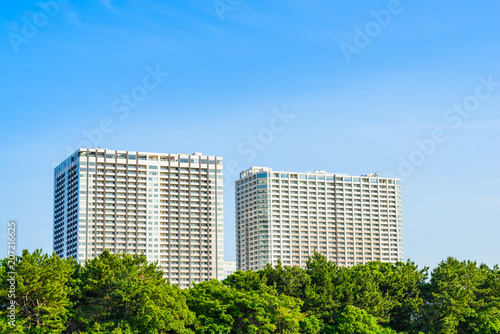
[238,199,398,207]
[237,187,397,196]
[86,244,147,249]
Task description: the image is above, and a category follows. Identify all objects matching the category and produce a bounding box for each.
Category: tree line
[1,250,499,334]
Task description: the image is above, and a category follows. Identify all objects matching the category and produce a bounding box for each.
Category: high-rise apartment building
[236,167,403,271]
[220,261,237,281]
[53,148,224,287]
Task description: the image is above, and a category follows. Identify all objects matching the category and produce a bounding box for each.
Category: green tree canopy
[73,250,194,334]
[1,250,498,334]
[186,278,305,334]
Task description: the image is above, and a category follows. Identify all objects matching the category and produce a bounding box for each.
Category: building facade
[236,167,403,271]
[54,148,224,287]
[220,260,237,281]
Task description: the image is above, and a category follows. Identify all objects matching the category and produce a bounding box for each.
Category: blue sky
[1,0,499,269]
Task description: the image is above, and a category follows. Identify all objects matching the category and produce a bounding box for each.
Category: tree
[73,250,194,333]
[0,249,76,333]
[380,261,427,332]
[260,260,311,299]
[460,264,500,333]
[299,315,321,334]
[333,305,407,334]
[76,321,138,334]
[223,270,266,291]
[261,253,427,333]
[302,252,346,327]
[419,257,492,334]
[184,280,234,334]
[187,279,305,334]
[334,305,382,334]
[344,260,426,330]
[341,263,393,323]
[2,249,499,334]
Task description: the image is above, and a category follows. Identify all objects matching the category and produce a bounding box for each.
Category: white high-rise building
[53,148,224,287]
[220,260,237,281]
[236,167,403,271]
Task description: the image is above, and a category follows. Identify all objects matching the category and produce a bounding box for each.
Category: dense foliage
[1,250,499,334]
